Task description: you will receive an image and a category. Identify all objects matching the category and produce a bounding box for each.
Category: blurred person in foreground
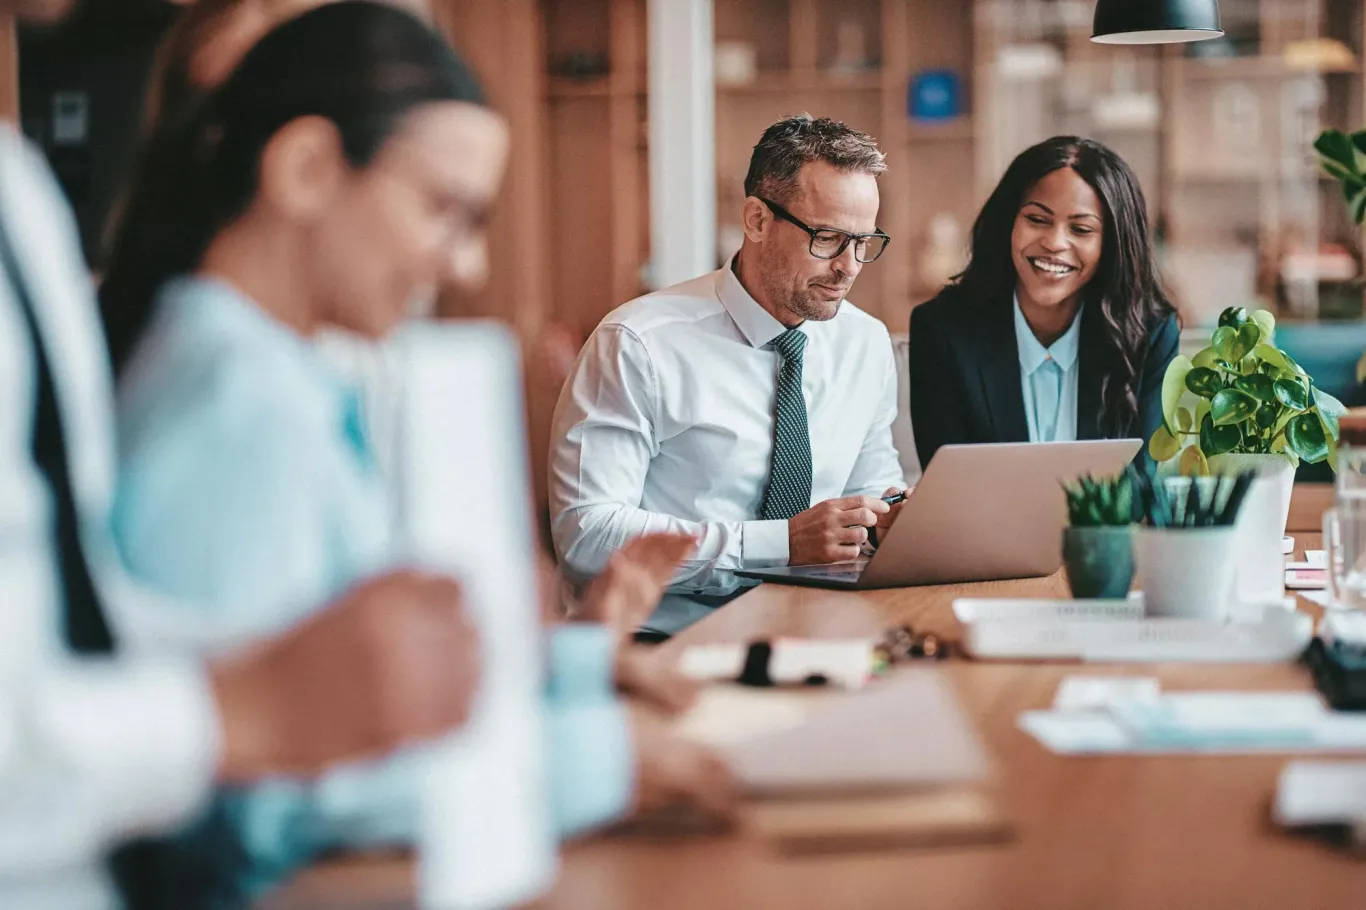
[122,0,699,708]
[131,0,584,552]
[0,0,489,908]
[98,2,731,903]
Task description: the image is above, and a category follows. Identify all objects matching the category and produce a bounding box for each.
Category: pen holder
[1135,526,1237,619]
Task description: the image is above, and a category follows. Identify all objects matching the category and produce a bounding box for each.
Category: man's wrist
[208,650,277,783]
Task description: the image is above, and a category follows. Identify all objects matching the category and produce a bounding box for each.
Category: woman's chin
[1019,281,1081,311]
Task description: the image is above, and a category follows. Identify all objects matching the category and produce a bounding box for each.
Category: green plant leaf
[1212,325,1253,363]
[1200,413,1240,456]
[1315,387,1346,457]
[1316,129,1360,172]
[1217,306,1249,329]
[1191,347,1220,370]
[1287,413,1329,463]
[1251,310,1275,345]
[1233,373,1275,402]
[1324,159,1364,187]
[1195,396,1211,429]
[1284,351,1307,376]
[1350,188,1366,225]
[1179,445,1209,477]
[1254,402,1280,430]
[1149,425,1182,462]
[1161,354,1192,434]
[1210,388,1258,426]
[1256,344,1293,373]
[1237,322,1261,352]
[1314,385,1347,423]
[1175,406,1194,433]
[1185,366,1224,399]
[1274,376,1309,411]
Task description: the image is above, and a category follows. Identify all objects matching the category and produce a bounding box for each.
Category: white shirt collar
[1013,291,1081,375]
[715,256,802,349]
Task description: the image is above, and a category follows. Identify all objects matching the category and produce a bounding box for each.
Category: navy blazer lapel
[976,294,1030,443]
[1076,303,1105,440]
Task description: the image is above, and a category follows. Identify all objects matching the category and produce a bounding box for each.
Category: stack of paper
[1021,676,1366,755]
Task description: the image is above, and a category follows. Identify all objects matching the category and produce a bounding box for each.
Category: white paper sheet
[1021,691,1366,755]
[400,324,556,910]
[1275,761,1366,825]
[1052,675,1160,712]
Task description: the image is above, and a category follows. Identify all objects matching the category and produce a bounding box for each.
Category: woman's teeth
[1030,258,1075,277]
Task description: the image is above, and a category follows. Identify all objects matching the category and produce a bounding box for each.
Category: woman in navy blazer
[909,136,1179,470]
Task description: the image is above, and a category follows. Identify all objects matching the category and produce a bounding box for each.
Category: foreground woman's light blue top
[112,276,632,895]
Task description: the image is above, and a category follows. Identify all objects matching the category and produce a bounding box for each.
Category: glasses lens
[809,231,848,259]
[855,234,889,263]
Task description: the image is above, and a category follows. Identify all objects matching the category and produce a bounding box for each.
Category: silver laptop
[735,440,1142,590]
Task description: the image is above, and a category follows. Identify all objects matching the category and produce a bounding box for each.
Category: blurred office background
[9,0,1366,402]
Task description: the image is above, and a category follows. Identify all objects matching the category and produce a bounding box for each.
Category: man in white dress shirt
[551,114,909,637]
[0,2,482,907]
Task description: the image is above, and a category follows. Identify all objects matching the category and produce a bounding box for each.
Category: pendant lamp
[1092,0,1223,45]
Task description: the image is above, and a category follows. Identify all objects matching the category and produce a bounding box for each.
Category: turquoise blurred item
[908,69,961,122]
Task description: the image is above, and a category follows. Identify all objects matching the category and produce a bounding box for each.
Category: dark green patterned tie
[759,328,813,520]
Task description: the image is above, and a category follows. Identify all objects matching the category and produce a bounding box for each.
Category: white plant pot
[1135,526,1238,619]
[1207,453,1296,605]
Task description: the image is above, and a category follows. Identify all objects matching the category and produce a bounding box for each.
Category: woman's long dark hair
[99,0,486,373]
[949,136,1176,437]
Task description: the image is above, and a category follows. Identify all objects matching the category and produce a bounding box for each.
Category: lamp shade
[1092,0,1223,45]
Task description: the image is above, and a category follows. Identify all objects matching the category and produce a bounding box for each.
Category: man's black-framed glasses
[757,197,891,263]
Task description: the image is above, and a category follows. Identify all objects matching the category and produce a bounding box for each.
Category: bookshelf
[713,0,980,335]
[435,0,1366,338]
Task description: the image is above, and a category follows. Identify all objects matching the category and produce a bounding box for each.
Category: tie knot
[774,328,807,362]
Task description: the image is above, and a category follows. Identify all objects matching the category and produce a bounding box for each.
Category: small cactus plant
[1063,471,1134,528]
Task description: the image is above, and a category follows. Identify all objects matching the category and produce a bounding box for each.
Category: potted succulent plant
[1062,471,1134,599]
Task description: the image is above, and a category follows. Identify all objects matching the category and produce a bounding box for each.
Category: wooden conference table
[268,485,1365,910]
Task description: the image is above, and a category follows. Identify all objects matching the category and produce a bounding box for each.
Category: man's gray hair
[742,113,887,203]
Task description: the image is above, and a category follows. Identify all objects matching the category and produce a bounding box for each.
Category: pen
[868,491,908,548]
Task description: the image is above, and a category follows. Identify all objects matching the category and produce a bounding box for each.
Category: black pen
[868,491,908,549]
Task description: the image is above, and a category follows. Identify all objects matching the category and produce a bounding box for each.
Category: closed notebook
[671,670,1010,853]
[722,670,992,796]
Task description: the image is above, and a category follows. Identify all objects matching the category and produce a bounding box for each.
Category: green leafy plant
[1148,306,1345,474]
[1063,470,1134,527]
[1315,128,1366,224]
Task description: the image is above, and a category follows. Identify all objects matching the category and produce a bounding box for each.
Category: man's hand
[874,486,910,545]
[787,496,889,566]
[615,647,699,716]
[210,570,480,782]
[578,532,697,640]
[632,709,737,820]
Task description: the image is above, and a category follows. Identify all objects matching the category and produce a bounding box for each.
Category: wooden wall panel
[433,0,549,335]
[0,15,16,122]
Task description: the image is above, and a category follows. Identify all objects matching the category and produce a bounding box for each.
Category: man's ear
[257,115,347,222]
[740,196,772,244]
